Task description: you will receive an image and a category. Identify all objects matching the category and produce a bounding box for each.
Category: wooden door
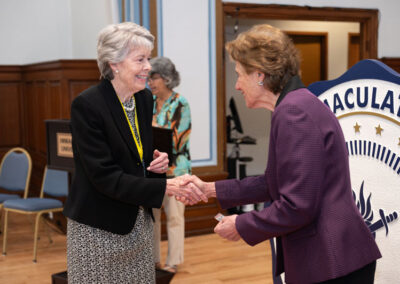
[348,33,360,69]
[287,32,328,87]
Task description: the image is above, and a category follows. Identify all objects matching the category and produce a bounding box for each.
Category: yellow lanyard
[118,96,143,161]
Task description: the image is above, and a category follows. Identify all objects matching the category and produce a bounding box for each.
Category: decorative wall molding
[380,57,400,74]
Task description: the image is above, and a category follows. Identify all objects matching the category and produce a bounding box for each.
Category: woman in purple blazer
[184,24,381,283]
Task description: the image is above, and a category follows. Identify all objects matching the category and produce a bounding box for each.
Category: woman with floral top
[148,57,191,274]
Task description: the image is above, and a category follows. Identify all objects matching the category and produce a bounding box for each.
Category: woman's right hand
[174,175,217,205]
[166,176,208,205]
[181,174,216,199]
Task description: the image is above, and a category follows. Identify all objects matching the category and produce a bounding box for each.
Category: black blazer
[63,79,166,235]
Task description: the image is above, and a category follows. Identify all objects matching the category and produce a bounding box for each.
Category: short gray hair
[97,22,154,80]
[149,57,180,89]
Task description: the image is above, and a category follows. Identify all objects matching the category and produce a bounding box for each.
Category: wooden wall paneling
[36,81,48,154]
[61,78,71,118]
[24,82,37,152]
[0,66,22,81]
[0,59,227,237]
[20,60,101,196]
[185,198,224,236]
[0,83,22,147]
[49,80,63,119]
[68,80,99,101]
[380,57,400,74]
[0,66,23,157]
[23,81,45,195]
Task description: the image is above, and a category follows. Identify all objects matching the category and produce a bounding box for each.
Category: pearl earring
[257,81,263,86]
[115,69,119,74]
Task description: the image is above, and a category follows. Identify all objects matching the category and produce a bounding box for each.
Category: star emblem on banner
[375,124,383,135]
[354,122,361,133]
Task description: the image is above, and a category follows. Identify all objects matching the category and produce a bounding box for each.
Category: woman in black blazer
[63,22,205,284]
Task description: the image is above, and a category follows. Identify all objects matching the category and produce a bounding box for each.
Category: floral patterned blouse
[152,92,191,177]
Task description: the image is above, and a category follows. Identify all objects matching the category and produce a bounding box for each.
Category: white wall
[2,0,399,64]
[0,0,72,65]
[0,0,113,65]
[70,0,114,59]
[161,0,215,165]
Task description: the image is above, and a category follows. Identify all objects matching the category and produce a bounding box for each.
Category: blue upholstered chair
[2,166,69,262]
[0,147,32,218]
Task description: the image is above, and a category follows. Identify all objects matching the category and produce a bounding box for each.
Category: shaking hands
[149,150,242,241]
[148,149,213,205]
[165,174,242,242]
[165,174,215,206]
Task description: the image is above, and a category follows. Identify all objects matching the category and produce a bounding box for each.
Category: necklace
[122,96,135,111]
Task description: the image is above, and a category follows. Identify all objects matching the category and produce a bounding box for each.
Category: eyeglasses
[147,75,162,82]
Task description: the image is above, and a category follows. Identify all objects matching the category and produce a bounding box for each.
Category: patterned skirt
[67,207,155,284]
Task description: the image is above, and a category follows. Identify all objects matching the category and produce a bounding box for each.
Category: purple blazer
[216,77,381,283]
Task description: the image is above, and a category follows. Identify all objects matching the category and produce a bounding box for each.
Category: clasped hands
[165,174,209,206]
[148,150,240,242]
[166,174,241,242]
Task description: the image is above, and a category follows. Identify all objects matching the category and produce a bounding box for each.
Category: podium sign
[56,133,73,158]
[308,60,400,283]
[45,120,74,172]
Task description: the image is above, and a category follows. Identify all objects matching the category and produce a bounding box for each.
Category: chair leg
[26,215,38,239]
[0,204,4,234]
[0,211,2,235]
[33,213,42,262]
[41,215,53,244]
[2,210,8,255]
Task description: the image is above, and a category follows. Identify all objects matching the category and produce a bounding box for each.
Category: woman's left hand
[147,149,169,174]
[214,214,241,241]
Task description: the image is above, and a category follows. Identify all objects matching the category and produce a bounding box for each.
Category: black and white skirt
[67,207,155,283]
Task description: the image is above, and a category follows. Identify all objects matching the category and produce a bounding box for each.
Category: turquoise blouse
[152,92,191,177]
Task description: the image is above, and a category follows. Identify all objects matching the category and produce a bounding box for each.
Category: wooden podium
[45,119,74,173]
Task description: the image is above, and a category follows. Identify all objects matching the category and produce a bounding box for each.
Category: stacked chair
[2,165,69,262]
[0,147,32,221]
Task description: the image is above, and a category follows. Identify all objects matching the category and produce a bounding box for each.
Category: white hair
[149,57,180,89]
[97,22,154,80]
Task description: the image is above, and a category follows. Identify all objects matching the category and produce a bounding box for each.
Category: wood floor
[0,212,273,284]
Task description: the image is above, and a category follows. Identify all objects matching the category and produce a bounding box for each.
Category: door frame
[215,1,378,172]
